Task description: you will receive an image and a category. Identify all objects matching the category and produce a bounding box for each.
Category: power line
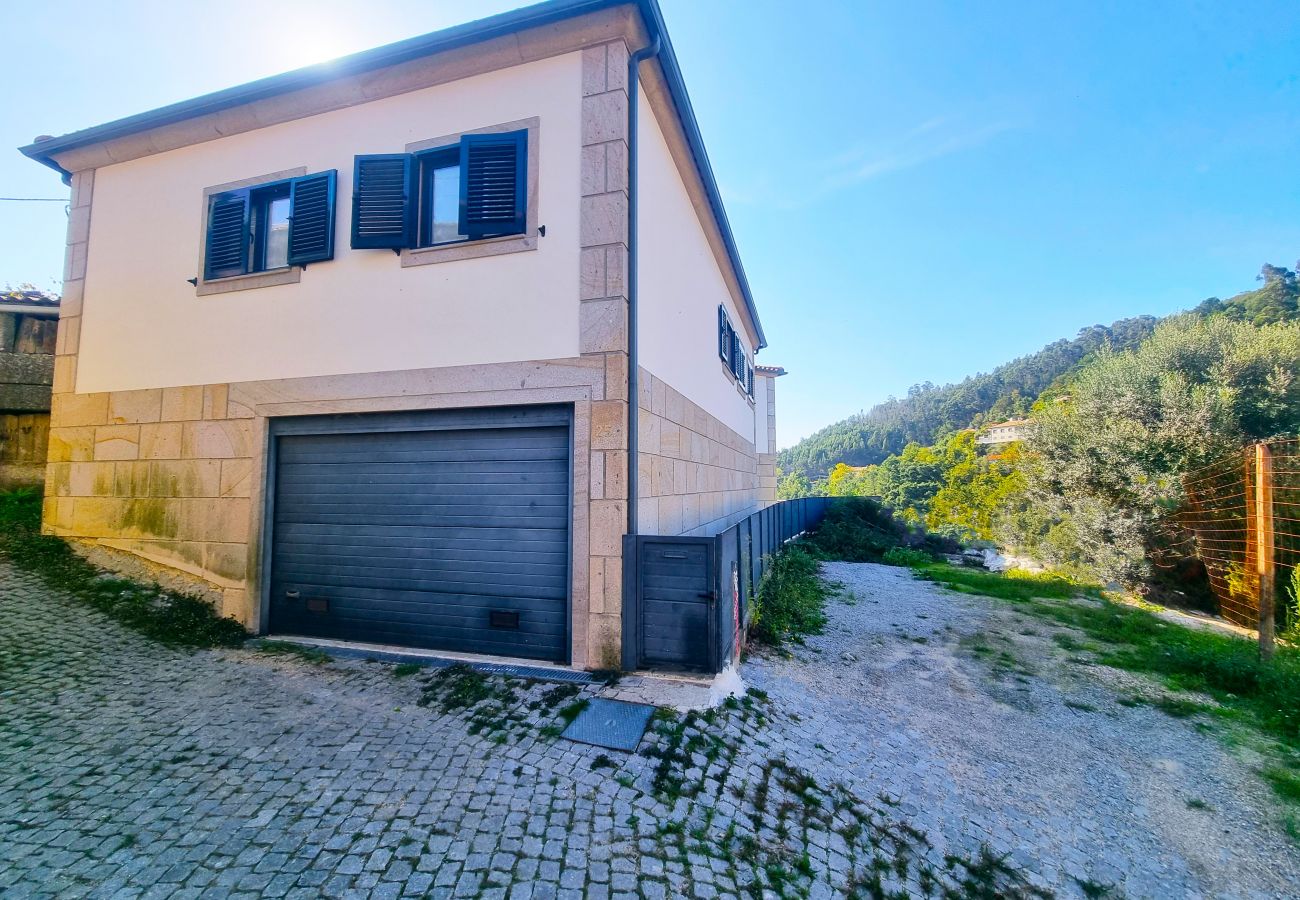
[0,197,67,202]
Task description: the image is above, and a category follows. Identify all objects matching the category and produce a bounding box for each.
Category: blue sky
[3,1,1298,448]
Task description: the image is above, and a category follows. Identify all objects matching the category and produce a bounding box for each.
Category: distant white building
[976,419,1032,445]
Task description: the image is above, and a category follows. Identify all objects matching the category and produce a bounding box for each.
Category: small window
[203,170,337,281]
[252,184,291,272]
[352,129,527,252]
[417,147,468,248]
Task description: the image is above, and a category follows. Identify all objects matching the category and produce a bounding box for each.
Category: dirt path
[743,561,1300,899]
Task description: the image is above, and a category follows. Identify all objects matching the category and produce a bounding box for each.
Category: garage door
[267,406,571,662]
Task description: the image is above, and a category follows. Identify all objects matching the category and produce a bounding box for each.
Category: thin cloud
[724,112,1022,211]
[821,117,1020,189]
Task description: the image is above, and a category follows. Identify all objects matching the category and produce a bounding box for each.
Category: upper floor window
[351,129,528,251]
[203,170,337,280]
[718,305,754,396]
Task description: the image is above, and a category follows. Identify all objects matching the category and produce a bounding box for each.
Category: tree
[776,469,814,500]
[1020,314,1300,584]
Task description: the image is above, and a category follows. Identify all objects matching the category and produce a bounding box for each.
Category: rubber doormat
[562,697,655,751]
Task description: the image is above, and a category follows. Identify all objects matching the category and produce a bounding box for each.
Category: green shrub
[750,546,828,647]
[881,546,933,568]
[804,500,907,562]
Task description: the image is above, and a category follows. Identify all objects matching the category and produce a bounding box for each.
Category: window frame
[196,167,306,296]
[248,182,292,274]
[399,117,540,269]
[716,303,755,401]
[414,144,468,250]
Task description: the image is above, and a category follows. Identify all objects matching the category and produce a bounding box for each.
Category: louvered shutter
[204,193,249,279]
[731,332,745,380]
[351,155,415,249]
[287,170,337,266]
[746,363,755,396]
[459,130,526,238]
[718,306,729,362]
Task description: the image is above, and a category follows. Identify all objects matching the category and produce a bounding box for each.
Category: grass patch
[1185,798,1213,811]
[917,562,1101,603]
[1262,767,1300,803]
[881,546,934,568]
[392,662,422,678]
[0,488,248,649]
[911,561,1300,805]
[255,640,331,664]
[749,545,828,647]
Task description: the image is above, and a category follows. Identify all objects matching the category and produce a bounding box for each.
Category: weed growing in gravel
[750,545,829,647]
[392,662,422,678]
[1185,798,1213,811]
[0,489,247,649]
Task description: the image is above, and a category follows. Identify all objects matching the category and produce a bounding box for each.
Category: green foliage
[778,317,1158,478]
[917,563,1099,603]
[1284,565,1300,639]
[1194,263,1300,327]
[881,546,933,568]
[775,469,814,500]
[750,546,828,647]
[803,500,908,562]
[0,489,248,649]
[1017,314,1300,584]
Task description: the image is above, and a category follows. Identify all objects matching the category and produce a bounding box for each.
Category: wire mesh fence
[1180,438,1300,636]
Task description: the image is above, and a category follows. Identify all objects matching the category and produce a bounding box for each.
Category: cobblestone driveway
[3,557,1298,898]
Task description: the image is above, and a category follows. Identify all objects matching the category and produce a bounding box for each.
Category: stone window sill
[400,233,537,268]
[195,267,300,297]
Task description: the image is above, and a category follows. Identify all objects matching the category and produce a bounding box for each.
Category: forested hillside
[779,261,1300,479]
[778,316,1158,477]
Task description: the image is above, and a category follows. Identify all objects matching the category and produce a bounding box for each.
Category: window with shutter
[204,193,249,280]
[718,306,729,363]
[287,170,337,266]
[202,170,338,283]
[351,154,416,250]
[459,130,527,239]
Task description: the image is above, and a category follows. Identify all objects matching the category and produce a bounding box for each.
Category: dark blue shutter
[731,332,745,380]
[204,192,249,279]
[746,363,754,396]
[459,130,526,238]
[287,170,337,266]
[718,306,729,362]
[350,155,415,249]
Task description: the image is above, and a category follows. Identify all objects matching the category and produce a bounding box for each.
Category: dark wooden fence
[622,496,865,674]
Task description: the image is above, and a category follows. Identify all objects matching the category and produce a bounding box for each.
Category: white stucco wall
[635,92,756,442]
[77,53,582,393]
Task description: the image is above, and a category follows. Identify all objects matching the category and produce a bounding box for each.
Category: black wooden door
[267,407,571,662]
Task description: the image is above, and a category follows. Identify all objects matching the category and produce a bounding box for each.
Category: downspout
[626,35,661,537]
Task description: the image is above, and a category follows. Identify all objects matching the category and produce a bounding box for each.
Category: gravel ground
[743,561,1300,899]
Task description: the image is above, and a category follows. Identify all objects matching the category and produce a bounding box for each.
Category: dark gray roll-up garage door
[267,406,571,662]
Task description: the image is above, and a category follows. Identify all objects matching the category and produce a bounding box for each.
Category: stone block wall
[758,373,778,503]
[579,40,633,664]
[43,382,256,616]
[635,368,758,537]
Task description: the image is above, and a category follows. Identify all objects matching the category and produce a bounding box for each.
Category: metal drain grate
[561,697,655,751]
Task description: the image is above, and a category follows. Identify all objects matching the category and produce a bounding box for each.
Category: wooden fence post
[1255,442,1276,659]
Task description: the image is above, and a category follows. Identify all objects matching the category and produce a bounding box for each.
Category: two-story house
[20,0,781,672]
